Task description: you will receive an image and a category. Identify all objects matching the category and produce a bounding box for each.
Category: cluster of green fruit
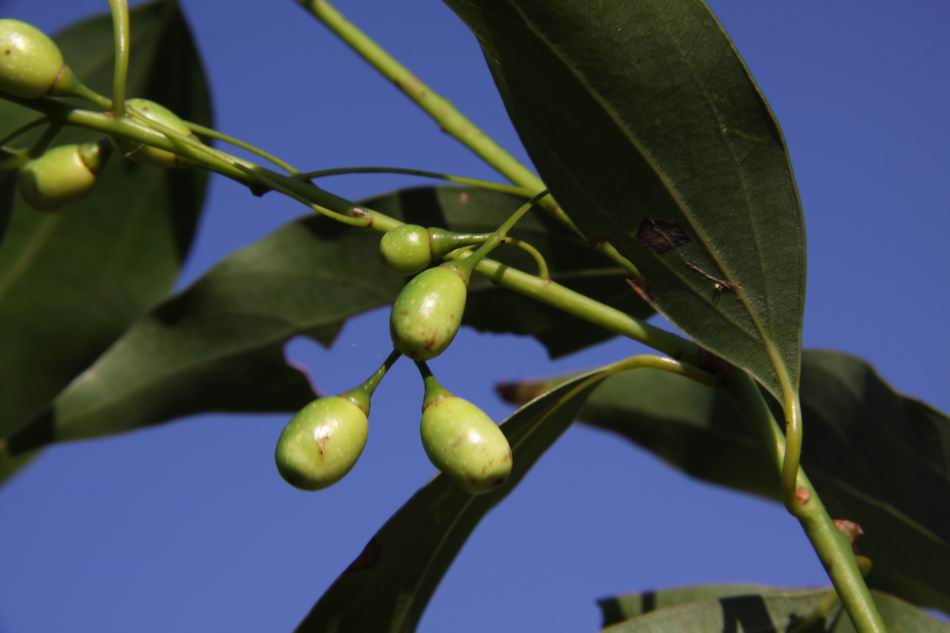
[0,18,513,496]
[0,19,195,212]
[276,225,514,495]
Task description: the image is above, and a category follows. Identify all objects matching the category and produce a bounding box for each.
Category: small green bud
[420,384,512,495]
[390,263,468,360]
[380,224,431,275]
[380,224,489,276]
[0,19,64,99]
[275,395,369,491]
[18,141,107,212]
[119,98,193,168]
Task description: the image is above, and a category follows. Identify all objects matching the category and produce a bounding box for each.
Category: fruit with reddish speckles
[120,98,194,167]
[420,393,512,494]
[275,395,368,490]
[390,263,468,360]
[18,141,107,212]
[419,372,511,494]
[0,19,64,98]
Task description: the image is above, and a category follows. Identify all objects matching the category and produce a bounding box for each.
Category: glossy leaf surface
[0,1,212,441]
[600,585,950,632]
[444,0,805,400]
[5,186,649,456]
[296,366,611,632]
[501,350,950,612]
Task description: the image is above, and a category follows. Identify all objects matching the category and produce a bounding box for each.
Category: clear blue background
[1,2,948,632]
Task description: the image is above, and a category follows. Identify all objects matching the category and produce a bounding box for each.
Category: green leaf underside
[599,584,950,632]
[503,351,950,613]
[295,367,611,633]
[4,186,651,458]
[0,0,213,452]
[443,0,805,401]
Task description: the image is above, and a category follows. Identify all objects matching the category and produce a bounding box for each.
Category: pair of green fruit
[0,19,194,211]
[275,226,513,495]
[275,371,512,495]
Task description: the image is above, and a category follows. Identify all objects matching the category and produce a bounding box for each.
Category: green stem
[298,166,534,197]
[185,120,299,174]
[2,92,885,632]
[605,354,718,387]
[233,162,371,228]
[295,0,643,281]
[458,190,548,276]
[0,117,50,148]
[502,237,549,280]
[107,0,130,119]
[727,373,886,633]
[28,122,63,158]
[345,349,401,414]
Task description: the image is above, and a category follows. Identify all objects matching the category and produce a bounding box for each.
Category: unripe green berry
[390,264,468,360]
[275,395,368,491]
[0,20,64,99]
[421,393,512,494]
[120,98,193,168]
[380,224,431,275]
[18,142,106,212]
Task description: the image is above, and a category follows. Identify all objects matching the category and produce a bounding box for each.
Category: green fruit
[421,392,512,494]
[18,142,107,212]
[275,395,369,491]
[390,263,468,360]
[120,98,193,168]
[0,20,64,99]
[380,224,431,275]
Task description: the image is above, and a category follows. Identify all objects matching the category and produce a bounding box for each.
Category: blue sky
[1,2,948,632]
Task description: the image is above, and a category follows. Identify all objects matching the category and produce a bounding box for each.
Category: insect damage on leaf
[636,218,691,254]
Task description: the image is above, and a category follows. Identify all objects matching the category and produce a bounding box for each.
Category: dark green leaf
[599,583,772,626]
[0,1,213,441]
[444,0,805,401]
[0,164,15,246]
[5,186,649,455]
[600,585,950,632]
[296,366,612,633]
[500,351,950,612]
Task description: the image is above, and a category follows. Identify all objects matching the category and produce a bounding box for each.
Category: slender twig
[460,190,549,274]
[295,0,643,281]
[233,162,371,228]
[107,0,130,119]
[185,120,300,174]
[0,117,50,148]
[502,237,550,280]
[299,166,534,197]
[727,374,886,633]
[27,122,63,158]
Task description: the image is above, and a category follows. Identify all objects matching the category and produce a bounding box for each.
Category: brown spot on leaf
[458,192,470,205]
[4,49,11,56]
[637,218,690,254]
[495,380,545,405]
[342,538,382,576]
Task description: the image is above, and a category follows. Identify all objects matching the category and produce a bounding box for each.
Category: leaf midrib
[496,0,794,395]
